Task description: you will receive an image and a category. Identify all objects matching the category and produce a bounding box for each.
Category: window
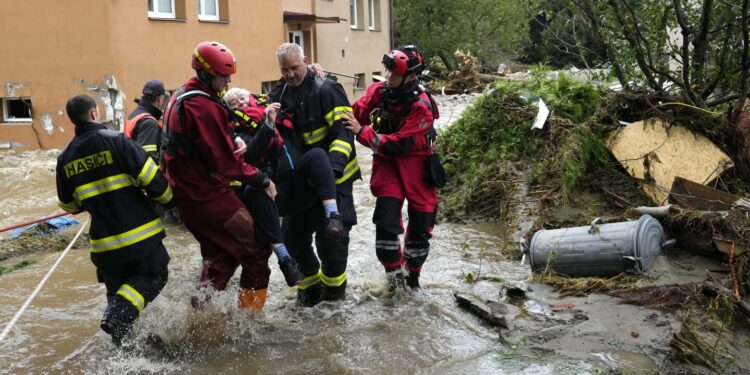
[350,0,363,29]
[289,31,304,50]
[372,71,385,82]
[261,81,278,95]
[148,0,175,19]
[355,73,366,90]
[198,0,219,21]
[2,98,32,123]
[368,0,380,30]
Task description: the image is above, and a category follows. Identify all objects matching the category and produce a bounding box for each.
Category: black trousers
[243,186,283,246]
[97,244,169,328]
[282,183,354,292]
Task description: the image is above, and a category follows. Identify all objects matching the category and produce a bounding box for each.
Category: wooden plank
[668,176,738,211]
[454,293,509,328]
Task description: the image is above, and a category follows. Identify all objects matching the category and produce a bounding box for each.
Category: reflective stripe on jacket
[56,122,173,266]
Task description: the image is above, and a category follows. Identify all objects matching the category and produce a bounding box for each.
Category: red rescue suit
[162,77,272,292]
[352,81,439,276]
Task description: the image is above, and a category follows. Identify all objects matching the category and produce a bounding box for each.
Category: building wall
[314,0,391,101]
[0,0,116,150]
[0,0,285,150]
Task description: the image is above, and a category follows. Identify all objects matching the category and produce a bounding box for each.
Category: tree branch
[742,0,749,97]
[691,0,714,88]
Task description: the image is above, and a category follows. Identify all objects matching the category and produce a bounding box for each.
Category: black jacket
[127,100,163,161]
[56,122,173,267]
[269,70,361,186]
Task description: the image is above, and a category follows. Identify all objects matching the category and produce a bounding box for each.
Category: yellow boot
[238,288,267,311]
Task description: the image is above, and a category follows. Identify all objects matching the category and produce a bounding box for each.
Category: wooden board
[607,118,733,204]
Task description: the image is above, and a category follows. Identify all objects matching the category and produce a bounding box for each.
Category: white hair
[276,43,304,61]
[223,87,250,109]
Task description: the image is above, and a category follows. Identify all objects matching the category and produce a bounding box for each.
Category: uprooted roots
[533,269,640,298]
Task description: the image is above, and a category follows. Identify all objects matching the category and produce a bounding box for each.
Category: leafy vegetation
[0,260,35,276]
[437,69,607,220]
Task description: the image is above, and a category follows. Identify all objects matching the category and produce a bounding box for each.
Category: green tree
[393,0,540,70]
[569,0,750,109]
[522,0,606,68]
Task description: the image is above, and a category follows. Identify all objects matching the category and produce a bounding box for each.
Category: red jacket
[352,82,438,157]
[163,77,264,203]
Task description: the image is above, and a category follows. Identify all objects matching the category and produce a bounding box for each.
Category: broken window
[198,0,218,21]
[368,0,380,30]
[1,97,32,123]
[148,0,175,19]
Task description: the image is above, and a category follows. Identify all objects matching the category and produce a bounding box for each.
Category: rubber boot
[321,281,347,302]
[296,284,322,307]
[405,271,421,290]
[386,266,406,293]
[100,300,138,347]
[238,288,267,311]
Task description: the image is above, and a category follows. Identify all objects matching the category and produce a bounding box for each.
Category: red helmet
[382,46,424,75]
[192,41,236,76]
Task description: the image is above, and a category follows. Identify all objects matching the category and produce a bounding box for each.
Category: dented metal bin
[529,215,668,277]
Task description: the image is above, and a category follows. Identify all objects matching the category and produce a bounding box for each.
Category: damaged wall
[1,0,285,150]
[0,1,116,150]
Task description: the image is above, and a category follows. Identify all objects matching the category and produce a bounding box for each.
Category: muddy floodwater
[0,96,734,374]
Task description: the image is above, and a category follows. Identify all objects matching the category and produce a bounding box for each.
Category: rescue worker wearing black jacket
[56,94,173,346]
[124,80,165,161]
[269,42,360,306]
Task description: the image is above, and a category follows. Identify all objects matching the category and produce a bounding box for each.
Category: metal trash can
[528,214,669,277]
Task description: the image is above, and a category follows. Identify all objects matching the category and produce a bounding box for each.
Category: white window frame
[288,31,304,51]
[368,0,376,30]
[2,97,32,123]
[350,0,358,29]
[148,0,176,19]
[198,0,219,21]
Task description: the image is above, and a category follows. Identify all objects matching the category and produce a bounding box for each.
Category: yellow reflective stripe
[90,218,164,253]
[154,185,173,204]
[302,126,329,145]
[297,269,322,290]
[320,270,347,287]
[137,158,158,187]
[329,139,352,158]
[142,144,157,152]
[58,200,79,212]
[324,106,353,127]
[73,174,135,202]
[116,284,145,312]
[336,157,360,185]
[229,180,242,187]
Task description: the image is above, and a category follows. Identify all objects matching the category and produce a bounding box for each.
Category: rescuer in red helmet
[344,45,443,292]
[161,41,275,311]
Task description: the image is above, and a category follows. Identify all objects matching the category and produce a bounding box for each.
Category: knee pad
[373,197,403,236]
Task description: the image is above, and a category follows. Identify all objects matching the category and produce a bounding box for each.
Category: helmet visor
[382,54,396,71]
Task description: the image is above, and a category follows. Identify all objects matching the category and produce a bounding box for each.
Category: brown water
[0,146,608,374]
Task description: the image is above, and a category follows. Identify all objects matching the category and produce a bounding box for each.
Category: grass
[0,260,36,276]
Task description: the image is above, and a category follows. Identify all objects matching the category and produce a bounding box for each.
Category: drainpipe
[388,0,394,49]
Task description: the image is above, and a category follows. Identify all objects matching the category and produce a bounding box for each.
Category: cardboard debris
[607,118,733,204]
[669,176,739,211]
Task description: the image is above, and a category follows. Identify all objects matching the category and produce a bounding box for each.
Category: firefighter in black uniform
[124,80,165,161]
[269,42,360,306]
[56,94,173,346]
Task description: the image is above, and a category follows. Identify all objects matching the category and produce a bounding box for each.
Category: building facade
[0,0,390,150]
